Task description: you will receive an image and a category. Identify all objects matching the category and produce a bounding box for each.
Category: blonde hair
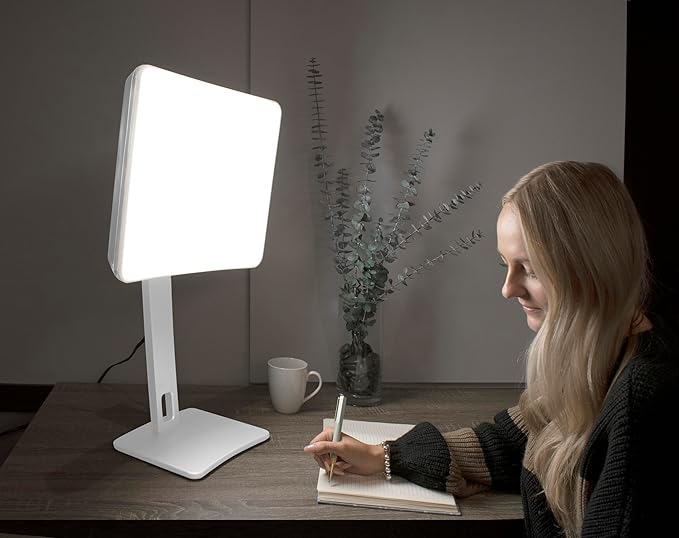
[503,161,650,537]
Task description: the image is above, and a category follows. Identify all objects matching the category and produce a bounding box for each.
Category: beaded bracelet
[380,441,392,480]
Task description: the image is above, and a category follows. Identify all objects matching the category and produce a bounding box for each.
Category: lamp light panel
[108,64,281,283]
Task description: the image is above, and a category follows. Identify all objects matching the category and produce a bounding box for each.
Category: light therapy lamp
[107,64,281,479]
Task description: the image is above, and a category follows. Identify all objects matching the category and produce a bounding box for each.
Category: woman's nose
[502,271,524,299]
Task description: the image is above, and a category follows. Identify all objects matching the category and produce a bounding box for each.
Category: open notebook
[316,418,460,515]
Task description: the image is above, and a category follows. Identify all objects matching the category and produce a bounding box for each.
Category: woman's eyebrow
[497,251,530,264]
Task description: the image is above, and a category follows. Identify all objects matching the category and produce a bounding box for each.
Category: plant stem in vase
[337,330,382,406]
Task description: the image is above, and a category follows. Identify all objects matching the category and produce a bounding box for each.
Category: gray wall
[0,1,626,387]
[0,0,251,385]
[249,0,626,383]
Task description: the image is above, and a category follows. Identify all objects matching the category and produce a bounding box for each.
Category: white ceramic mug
[267,357,323,414]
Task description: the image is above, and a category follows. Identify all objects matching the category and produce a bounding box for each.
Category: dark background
[625,0,679,332]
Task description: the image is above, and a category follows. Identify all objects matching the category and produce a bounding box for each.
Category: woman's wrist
[369,443,386,475]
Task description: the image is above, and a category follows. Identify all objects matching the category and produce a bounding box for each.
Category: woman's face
[497,204,548,332]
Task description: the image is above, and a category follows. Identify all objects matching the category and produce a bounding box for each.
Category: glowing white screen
[108,64,281,283]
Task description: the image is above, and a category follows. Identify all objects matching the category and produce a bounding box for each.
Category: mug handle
[303,370,323,403]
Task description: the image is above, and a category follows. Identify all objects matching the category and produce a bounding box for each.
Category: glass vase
[337,334,382,406]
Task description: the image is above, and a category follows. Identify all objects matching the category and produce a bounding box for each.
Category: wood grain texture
[0,383,523,521]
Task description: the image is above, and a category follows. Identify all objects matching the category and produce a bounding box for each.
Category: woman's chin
[526,315,544,332]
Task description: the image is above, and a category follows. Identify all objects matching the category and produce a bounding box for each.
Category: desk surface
[0,382,523,521]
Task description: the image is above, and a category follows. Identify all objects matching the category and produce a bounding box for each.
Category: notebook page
[322,418,414,445]
[317,419,457,508]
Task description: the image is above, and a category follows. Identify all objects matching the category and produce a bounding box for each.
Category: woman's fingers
[305,431,375,476]
[335,460,350,468]
[304,440,342,456]
[313,453,350,476]
[308,428,335,445]
[313,454,330,472]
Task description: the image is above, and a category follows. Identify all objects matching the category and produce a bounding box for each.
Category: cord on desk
[97,337,145,383]
[0,339,145,437]
[0,422,29,437]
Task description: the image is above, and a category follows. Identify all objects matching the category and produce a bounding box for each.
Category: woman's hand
[303,428,384,476]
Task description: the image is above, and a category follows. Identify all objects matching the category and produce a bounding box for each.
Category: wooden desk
[0,383,523,529]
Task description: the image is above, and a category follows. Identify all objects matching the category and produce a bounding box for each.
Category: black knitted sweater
[388,325,678,537]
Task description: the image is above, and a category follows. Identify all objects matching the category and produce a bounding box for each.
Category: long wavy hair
[503,161,650,537]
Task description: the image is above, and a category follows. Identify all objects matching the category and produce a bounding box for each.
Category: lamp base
[113,407,270,479]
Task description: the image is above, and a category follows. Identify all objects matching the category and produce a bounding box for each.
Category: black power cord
[1,337,146,437]
[97,337,145,383]
[0,422,29,437]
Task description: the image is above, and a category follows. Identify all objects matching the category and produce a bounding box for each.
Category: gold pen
[328,394,347,480]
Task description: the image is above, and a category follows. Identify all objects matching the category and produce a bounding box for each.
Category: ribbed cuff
[389,422,450,491]
[473,409,525,490]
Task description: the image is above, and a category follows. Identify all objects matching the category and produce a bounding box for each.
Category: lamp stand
[113,276,269,479]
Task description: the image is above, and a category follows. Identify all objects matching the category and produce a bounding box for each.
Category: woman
[304,161,678,537]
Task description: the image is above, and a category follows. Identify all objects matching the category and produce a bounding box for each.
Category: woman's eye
[499,261,508,268]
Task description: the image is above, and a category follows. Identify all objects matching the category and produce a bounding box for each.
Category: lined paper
[316,419,460,515]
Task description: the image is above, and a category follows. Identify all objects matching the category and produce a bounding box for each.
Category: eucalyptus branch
[332,168,353,273]
[308,58,348,277]
[350,110,384,243]
[386,129,435,246]
[375,230,484,301]
[348,110,384,297]
[377,183,482,263]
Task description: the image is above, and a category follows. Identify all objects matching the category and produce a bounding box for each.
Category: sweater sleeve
[388,404,528,497]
